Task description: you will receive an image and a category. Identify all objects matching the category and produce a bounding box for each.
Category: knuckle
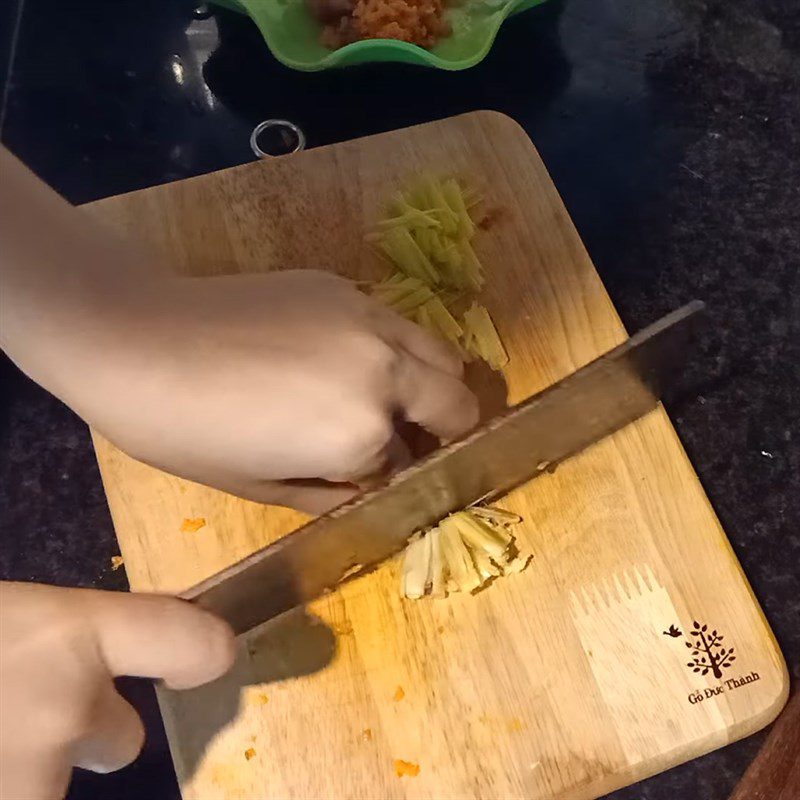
[324,411,393,479]
[350,413,394,458]
[443,347,466,378]
[346,332,397,376]
[415,330,464,376]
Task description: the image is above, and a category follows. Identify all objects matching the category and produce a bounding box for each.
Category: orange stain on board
[393,686,405,702]
[181,517,206,533]
[334,620,354,635]
[394,759,420,778]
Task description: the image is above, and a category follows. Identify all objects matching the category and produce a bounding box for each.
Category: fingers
[354,433,412,489]
[394,353,480,442]
[324,427,413,486]
[375,307,464,377]
[71,685,145,773]
[236,434,410,514]
[374,306,478,442]
[242,479,359,515]
[83,591,236,690]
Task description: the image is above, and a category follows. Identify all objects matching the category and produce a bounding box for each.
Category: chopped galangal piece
[110,555,124,571]
[394,759,420,778]
[180,517,206,533]
[401,507,531,600]
[339,563,363,581]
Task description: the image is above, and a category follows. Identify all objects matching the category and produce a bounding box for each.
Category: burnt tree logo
[684,621,736,678]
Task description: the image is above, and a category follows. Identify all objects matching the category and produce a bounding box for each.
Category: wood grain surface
[85,112,788,800]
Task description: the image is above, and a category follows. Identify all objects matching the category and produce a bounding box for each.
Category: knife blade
[183,301,704,634]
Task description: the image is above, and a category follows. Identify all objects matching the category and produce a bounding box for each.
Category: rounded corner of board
[729,659,791,742]
[469,110,535,143]
[756,662,791,725]
[471,109,523,129]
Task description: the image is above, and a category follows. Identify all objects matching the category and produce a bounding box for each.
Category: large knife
[184,301,704,634]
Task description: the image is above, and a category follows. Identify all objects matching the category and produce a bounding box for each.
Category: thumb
[82,591,237,690]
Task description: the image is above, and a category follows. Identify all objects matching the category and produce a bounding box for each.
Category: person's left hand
[0,581,236,800]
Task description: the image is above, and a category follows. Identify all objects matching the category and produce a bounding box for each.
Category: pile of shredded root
[401,507,531,599]
[367,175,509,371]
[309,0,451,50]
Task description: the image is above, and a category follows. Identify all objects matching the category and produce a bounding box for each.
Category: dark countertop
[0,1,798,798]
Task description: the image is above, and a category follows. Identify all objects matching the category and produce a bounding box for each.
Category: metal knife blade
[183,301,704,634]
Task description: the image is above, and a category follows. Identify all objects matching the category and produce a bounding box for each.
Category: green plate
[212,0,548,72]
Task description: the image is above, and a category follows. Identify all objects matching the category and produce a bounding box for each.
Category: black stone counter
[1,1,798,798]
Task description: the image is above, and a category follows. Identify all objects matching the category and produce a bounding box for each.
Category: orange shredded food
[244,747,256,761]
[393,686,405,702]
[355,0,449,46]
[180,517,206,533]
[394,759,420,777]
[314,0,450,50]
[110,555,124,571]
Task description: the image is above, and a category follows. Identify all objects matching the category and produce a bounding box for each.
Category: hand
[65,270,479,512]
[1,151,478,513]
[0,581,235,800]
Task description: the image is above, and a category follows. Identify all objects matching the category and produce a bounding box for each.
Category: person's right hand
[0,581,236,800]
[1,149,478,514]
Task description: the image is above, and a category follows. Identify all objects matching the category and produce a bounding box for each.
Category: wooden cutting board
[85,112,787,800]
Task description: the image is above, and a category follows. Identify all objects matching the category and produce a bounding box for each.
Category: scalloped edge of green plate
[213,0,548,72]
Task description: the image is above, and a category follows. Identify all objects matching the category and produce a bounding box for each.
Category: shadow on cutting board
[161,362,507,779]
[465,359,509,421]
[160,607,336,779]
